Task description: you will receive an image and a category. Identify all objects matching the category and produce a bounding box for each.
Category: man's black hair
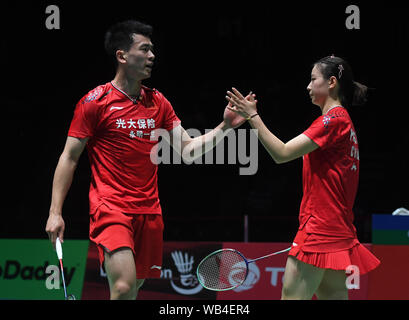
[104,20,153,58]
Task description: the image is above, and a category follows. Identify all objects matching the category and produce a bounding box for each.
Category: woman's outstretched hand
[226,87,258,120]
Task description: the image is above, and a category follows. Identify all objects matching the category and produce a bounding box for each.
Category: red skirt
[288,228,380,275]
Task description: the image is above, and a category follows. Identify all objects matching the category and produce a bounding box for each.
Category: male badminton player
[226,55,380,300]
[45,20,247,300]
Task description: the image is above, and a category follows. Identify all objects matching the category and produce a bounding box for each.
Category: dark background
[2,1,408,243]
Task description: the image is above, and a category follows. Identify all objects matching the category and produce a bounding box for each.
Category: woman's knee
[281,257,303,299]
[281,256,324,300]
[281,282,298,300]
[315,269,348,300]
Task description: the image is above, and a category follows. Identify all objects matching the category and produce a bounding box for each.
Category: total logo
[228,262,286,292]
[229,262,260,292]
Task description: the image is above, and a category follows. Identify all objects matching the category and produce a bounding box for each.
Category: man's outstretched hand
[223,91,256,129]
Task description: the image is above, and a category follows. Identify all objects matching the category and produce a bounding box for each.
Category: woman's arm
[226,88,318,164]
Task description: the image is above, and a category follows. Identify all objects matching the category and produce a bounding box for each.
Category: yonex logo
[170,251,202,295]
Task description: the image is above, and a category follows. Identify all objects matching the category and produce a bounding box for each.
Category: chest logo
[115,118,156,140]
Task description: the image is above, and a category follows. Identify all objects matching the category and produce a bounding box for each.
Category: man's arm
[165,122,231,163]
[163,98,252,162]
[226,87,318,164]
[45,136,88,247]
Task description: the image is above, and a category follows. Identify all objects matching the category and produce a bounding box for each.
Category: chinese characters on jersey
[116,118,156,140]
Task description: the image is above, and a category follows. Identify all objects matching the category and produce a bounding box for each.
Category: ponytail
[351,81,368,106]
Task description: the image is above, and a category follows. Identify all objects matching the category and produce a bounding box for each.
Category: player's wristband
[246,113,259,121]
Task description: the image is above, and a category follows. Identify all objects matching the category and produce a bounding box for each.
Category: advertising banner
[141,242,221,300]
[0,239,89,300]
[368,245,409,299]
[217,242,290,300]
[0,239,399,300]
[82,241,370,300]
[82,241,221,300]
[80,241,110,300]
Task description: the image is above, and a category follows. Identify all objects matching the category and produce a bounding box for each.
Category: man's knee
[111,278,145,299]
[111,279,137,299]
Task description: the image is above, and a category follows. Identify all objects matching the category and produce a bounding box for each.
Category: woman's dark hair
[104,20,153,58]
[314,55,368,107]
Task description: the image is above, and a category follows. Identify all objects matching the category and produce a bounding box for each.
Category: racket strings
[197,250,247,291]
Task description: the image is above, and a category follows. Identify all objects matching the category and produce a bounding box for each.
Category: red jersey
[299,106,360,250]
[68,82,181,214]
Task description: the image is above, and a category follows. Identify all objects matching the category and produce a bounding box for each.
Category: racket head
[196,248,249,291]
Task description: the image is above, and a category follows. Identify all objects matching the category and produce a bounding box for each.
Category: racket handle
[59,259,68,299]
[56,237,63,260]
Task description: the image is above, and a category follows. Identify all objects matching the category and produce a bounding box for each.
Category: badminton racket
[55,237,76,300]
[196,246,291,291]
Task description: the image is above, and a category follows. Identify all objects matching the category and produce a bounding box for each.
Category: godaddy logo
[0,260,76,287]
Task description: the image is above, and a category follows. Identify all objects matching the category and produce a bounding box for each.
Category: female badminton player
[226,55,380,300]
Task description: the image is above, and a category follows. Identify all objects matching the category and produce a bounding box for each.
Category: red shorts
[288,227,380,275]
[89,204,164,279]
